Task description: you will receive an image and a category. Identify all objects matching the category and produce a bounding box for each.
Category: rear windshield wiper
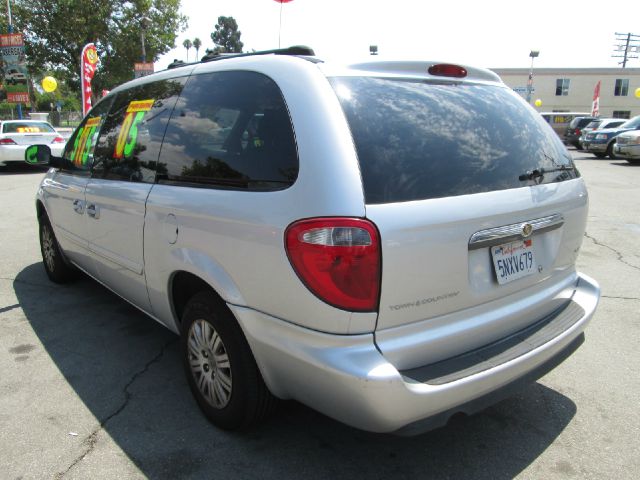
[519,165,575,181]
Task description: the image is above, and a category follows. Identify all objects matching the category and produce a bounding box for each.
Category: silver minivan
[27,48,599,434]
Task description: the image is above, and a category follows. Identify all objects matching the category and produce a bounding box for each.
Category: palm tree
[193,37,202,61]
[183,39,192,61]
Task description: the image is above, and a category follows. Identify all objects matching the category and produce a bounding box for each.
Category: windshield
[330,77,577,204]
[621,116,640,129]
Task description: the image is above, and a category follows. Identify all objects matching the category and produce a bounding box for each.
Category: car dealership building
[492,68,640,119]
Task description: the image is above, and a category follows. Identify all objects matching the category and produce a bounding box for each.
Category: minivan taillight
[0,138,17,145]
[285,218,381,312]
[51,136,66,144]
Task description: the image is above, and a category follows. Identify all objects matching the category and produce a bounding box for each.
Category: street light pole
[140,16,151,63]
[526,50,539,104]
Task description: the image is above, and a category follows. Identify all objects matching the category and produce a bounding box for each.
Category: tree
[193,37,202,61]
[183,39,192,62]
[11,0,187,93]
[211,16,243,54]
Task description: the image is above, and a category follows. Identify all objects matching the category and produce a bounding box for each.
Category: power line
[612,32,640,68]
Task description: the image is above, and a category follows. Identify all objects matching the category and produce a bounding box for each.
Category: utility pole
[526,50,539,105]
[612,32,640,68]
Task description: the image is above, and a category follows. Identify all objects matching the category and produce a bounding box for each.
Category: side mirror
[25,144,52,165]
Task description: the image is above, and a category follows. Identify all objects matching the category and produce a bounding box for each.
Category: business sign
[81,43,99,116]
[0,33,30,104]
[513,86,535,94]
[134,62,154,79]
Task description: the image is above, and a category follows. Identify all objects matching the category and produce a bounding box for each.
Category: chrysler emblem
[521,223,533,238]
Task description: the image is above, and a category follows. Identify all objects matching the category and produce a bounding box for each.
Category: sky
[155,0,640,71]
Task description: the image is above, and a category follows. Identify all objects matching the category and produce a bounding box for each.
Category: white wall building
[492,68,640,119]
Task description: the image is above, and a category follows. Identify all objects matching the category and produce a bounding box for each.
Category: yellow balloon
[42,76,57,93]
[635,87,640,99]
[534,99,542,107]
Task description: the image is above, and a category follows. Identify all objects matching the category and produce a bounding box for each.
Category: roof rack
[200,45,315,63]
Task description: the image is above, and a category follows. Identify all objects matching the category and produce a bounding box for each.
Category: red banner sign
[81,43,99,116]
[7,92,29,103]
[0,33,24,48]
[591,81,601,117]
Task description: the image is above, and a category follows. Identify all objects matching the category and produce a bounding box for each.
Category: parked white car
[0,120,65,167]
[25,48,600,434]
[613,130,640,164]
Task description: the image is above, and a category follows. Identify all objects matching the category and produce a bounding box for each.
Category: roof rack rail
[200,45,315,63]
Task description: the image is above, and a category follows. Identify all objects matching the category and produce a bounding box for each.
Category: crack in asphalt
[601,295,640,301]
[583,232,640,272]
[0,303,20,314]
[54,338,177,479]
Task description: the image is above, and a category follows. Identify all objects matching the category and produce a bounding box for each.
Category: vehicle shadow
[610,161,639,167]
[14,263,577,480]
[572,153,602,161]
[0,164,49,175]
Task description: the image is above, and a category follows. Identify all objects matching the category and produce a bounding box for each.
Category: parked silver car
[25,48,599,434]
[613,130,640,164]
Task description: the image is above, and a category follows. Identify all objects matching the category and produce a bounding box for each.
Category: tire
[626,159,640,165]
[39,216,76,283]
[181,291,277,430]
[606,142,616,160]
[594,152,606,159]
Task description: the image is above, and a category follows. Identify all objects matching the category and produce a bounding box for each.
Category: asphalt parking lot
[0,150,638,480]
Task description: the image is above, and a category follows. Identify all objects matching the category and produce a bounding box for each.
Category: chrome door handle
[86,204,100,219]
[72,199,84,214]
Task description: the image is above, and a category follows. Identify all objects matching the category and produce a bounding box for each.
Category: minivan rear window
[330,77,578,204]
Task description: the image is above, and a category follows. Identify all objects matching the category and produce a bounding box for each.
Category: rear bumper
[0,144,65,165]
[586,142,608,153]
[231,273,599,434]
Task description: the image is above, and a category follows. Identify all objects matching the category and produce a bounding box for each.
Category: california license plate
[491,239,536,285]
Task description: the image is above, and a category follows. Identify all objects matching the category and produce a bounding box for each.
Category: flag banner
[0,33,30,104]
[591,80,601,117]
[81,43,99,116]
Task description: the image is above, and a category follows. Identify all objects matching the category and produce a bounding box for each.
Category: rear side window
[62,98,114,172]
[330,77,578,204]
[91,78,186,183]
[158,71,298,191]
[2,122,54,133]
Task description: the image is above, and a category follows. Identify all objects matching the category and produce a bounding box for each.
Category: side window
[62,97,114,172]
[555,78,570,96]
[91,78,186,182]
[614,79,629,97]
[158,71,298,191]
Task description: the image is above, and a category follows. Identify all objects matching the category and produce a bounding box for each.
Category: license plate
[491,239,536,285]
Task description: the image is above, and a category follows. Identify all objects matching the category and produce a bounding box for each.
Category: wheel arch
[36,199,47,221]
[170,270,229,331]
